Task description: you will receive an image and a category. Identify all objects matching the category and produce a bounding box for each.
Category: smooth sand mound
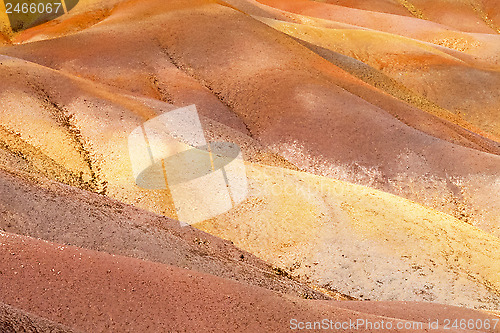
[258,18,500,139]
[256,0,457,36]
[259,17,500,141]
[0,0,499,316]
[321,0,498,33]
[0,52,289,220]
[196,162,500,309]
[399,0,499,33]
[253,0,500,140]
[1,0,498,228]
[257,0,497,35]
[2,141,500,308]
[0,231,497,332]
[0,167,326,300]
[230,0,500,68]
[254,0,500,67]
[318,0,412,17]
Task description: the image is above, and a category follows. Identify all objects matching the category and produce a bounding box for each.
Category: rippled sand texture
[0,0,500,325]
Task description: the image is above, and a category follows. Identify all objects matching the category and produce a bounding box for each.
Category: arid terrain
[0,0,499,331]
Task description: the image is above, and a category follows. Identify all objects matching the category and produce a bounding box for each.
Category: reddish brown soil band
[0,231,498,332]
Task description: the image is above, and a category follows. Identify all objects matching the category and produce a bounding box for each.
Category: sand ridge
[0,0,499,328]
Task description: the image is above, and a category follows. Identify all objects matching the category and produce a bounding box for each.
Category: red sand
[0,0,499,328]
[0,167,326,300]
[1,231,497,332]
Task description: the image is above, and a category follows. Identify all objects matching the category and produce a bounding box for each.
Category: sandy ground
[0,166,329,300]
[1,230,499,332]
[0,0,499,329]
